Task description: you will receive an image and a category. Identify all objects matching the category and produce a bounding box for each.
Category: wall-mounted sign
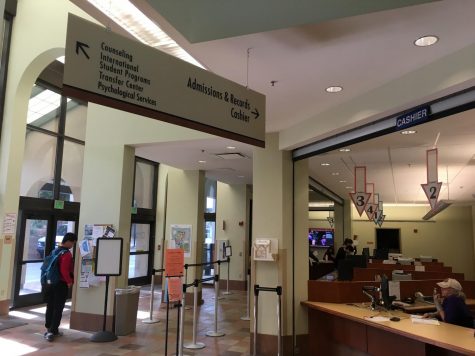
[396,106,430,130]
[64,15,265,147]
[54,200,64,210]
[253,239,278,262]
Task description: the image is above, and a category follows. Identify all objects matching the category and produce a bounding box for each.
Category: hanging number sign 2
[421,149,442,209]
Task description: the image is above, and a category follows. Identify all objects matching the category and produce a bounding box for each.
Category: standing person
[334,238,354,267]
[44,232,77,341]
[423,278,474,328]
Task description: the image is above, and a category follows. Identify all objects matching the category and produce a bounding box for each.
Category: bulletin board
[94,238,123,276]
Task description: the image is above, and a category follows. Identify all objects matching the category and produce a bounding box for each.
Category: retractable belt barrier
[162,274,183,356]
[143,268,165,324]
[253,285,283,356]
[240,268,251,321]
[223,256,232,295]
[183,275,217,350]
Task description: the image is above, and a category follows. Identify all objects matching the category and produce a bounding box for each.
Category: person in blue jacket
[424,278,474,328]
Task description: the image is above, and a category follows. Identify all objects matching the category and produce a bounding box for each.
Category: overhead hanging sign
[396,106,430,130]
[63,15,266,147]
[372,194,385,226]
[364,183,377,221]
[349,166,371,216]
[421,148,442,209]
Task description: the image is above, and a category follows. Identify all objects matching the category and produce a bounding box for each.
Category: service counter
[303,301,475,356]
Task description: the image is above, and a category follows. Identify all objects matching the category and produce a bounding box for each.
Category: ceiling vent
[215,153,247,160]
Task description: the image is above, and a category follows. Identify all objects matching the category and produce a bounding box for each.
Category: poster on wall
[170,225,192,258]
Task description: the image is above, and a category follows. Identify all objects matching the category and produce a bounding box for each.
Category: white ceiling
[309,109,475,204]
[71,0,475,195]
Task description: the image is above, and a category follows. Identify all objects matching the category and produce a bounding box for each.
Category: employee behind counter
[423,278,474,328]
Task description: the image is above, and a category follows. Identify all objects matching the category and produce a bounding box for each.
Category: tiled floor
[0,286,251,355]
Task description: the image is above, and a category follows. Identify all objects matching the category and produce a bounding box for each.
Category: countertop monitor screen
[308,228,334,247]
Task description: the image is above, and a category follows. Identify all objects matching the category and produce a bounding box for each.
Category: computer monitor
[337,259,354,281]
[373,248,389,260]
[379,274,395,309]
[346,254,368,268]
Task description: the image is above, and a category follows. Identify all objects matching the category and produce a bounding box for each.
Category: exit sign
[54,200,64,209]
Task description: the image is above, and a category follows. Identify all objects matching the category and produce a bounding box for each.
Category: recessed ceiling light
[332,172,339,176]
[198,160,206,164]
[325,86,343,93]
[400,130,417,135]
[226,146,236,150]
[414,35,438,47]
[339,148,351,152]
[321,163,330,166]
[339,180,347,183]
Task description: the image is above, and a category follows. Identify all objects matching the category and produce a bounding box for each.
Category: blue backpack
[40,247,68,286]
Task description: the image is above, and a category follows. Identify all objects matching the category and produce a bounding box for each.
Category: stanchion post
[223,257,232,295]
[241,268,251,321]
[184,281,205,349]
[177,284,186,356]
[143,271,160,324]
[206,274,225,337]
[276,286,282,356]
[253,284,259,356]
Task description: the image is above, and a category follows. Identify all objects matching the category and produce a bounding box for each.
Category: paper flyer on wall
[170,224,192,258]
[84,223,114,246]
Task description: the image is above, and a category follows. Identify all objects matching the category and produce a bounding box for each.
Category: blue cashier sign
[396,106,430,130]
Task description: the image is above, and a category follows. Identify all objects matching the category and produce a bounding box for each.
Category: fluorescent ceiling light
[345,186,353,189]
[88,0,204,68]
[237,175,245,178]
[27,88,71,124]
[226,146,236,150]
[198,160,206,164]
[400,130,417,135]
[414,35,438,47]
[339,148,351,152]
[331,172,339,176]
[321,163,330,166]
[339,180,346,183]
[309,202,334,208]
[325,86,343,93]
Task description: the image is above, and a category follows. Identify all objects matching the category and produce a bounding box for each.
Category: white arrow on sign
[373,197,384,226]
[365,183,377,220]
[421,149,443,209]
[349,166,372,216]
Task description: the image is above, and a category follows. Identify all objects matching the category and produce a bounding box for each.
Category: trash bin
[115,286,140,335]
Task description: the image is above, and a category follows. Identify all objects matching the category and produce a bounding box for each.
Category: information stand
[90,237,123,343]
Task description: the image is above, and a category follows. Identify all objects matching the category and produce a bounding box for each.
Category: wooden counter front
[303,301,475,356]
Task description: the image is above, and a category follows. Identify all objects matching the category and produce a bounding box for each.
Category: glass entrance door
[13,213,77,308]
[128,222,153,285]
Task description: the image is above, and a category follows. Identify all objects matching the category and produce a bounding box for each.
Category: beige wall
[0,0,96,306]
[252,133,309,338]
[216,182,247,282]
[164,168,205,284]
[352,204,475,279]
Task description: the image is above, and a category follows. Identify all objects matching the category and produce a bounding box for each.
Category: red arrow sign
[421,149,442,209]
[349,166,371,216]
[364,183,377,220]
